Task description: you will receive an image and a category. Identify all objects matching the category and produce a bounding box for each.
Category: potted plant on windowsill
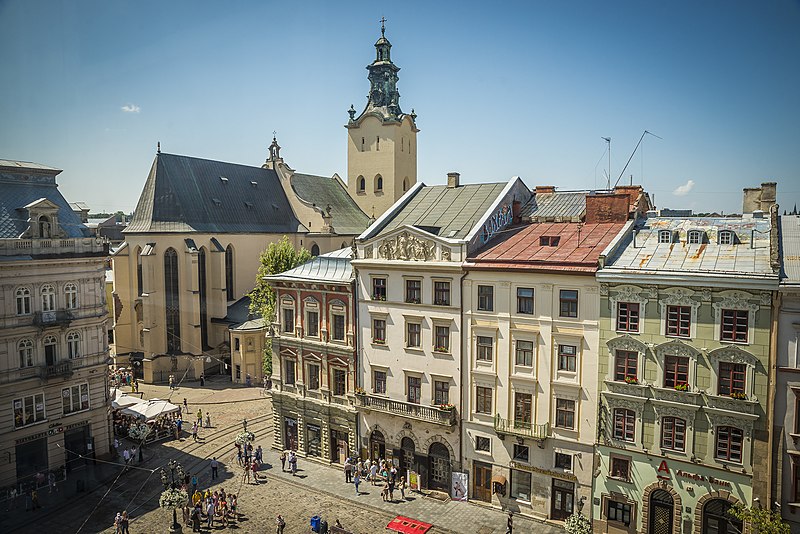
[624,376,639,385]
[373,339,386,345]
[729,392,748,400]
[674,383,689,392]
[434,345,449,353]
[354,386,366,396]
[436,403,455,411]
[372,294,386,301]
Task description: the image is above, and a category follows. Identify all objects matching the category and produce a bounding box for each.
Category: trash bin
[311,515,321,533]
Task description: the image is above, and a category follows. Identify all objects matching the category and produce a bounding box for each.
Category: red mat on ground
[386,515,433,534]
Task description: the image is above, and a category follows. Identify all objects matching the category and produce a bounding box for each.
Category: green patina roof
[290,173,369,235]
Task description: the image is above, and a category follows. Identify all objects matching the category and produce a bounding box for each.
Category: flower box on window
[729,392,747,400]
[673,383,689,392]
[372,294,386,301]
[437,403,455,411]
[434,345,449,353]
[624,376,639,385]
[354,386,366,395]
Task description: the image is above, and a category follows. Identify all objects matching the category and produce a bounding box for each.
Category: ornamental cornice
[711,291,760,314]
[651,399,701,424]
[704,408,757,434]
[607,334,648,355]
[707,345,759,367]
[654,338,701,360]
[603,391,648,410]
[659,287,700,309]
[609,285,649,307]
[377,231,436,261]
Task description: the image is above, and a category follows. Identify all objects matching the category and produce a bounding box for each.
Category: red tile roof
[467,222,626,273]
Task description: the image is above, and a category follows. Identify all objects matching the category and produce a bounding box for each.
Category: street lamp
[160,459,186,533]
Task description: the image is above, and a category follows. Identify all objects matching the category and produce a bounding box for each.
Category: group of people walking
[279,450,299,476]
[236,442,265,484]
[345,457,406,501]
[187,487,239,531]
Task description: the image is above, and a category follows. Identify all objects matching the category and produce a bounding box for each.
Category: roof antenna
[601,137,611,190]
[157,141,161,154]
[614,130,662,188]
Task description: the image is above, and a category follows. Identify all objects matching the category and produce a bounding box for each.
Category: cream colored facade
[0,237,112,489]
[230,319,267,386]
[461,270,600,521]
[346,113,418,218]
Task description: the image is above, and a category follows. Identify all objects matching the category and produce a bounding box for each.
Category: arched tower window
[38,215,51,238]
[358,176,366,193]
[225,245,235,301]
[164,248,181,354]
[198,247,209,350]
[311,244,320,257]
[64,282,78,309]
[403,177,408,192]
[136,246,143,297]
[375,175,383,192]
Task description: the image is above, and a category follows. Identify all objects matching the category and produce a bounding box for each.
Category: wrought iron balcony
[355,393,457,426]
[494,414,549,441]
[33,310,74,328]
[40,360,73,379]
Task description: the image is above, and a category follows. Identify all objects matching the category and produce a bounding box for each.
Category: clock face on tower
[371,89,383,106]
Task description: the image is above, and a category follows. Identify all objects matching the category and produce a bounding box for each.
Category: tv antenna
[614,130,662,188]
[601,137,611,189]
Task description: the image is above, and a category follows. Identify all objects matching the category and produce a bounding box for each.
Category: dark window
[515,340,534,366]
[513,444,529,462]
[517,287,534,314]
[794,462,800,503]
[306,310,319,337]
[405,279,421,303]
[617,302,640,332]
[373,318,386,343]
[721,309,748,342]
[718,362,746,396]
[666,305,691,337]
[559,290,578,318]
[434,326,450,352]
[661,417,686,451]
[664,355,689,389]
[310,244,320,257]
[308,364,320,390]
[333,368,346,396]
[284,359,296,385]
[283,307,295,333]
[225,245,234,301]
[434,380,449,405]
[373,370,386,394]
[407,376,421,404]
[475,436,490,452]
[555,453,572,470]
[332,314,345,341]
[555,399,575,429]
[164,248,181,354]
[476,386,492,414]
[610,457,630,481]
[510,470,532,501]
[136,249,143,297]
[539,235,560,247]
[558,345,577,372]
[715,426,743,463]
[477,336,493,361]
[478,285,494,311]
[514,393,532,426]
[614,350,638,382]
[198,248,209,349]
[406,322,421,348]
[434,281,451,306]
[613,409,636,442]
[62,383,90,415]
[607,499,632,525]
[372,278,387,301]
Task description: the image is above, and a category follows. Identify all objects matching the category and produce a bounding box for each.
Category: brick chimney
[585,193,629,224]
[447,172,460,188]
[535,185,556,195]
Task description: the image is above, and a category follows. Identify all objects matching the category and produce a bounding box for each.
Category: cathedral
[111,25,418,382]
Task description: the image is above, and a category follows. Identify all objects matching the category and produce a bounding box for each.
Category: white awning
[120,399,180,420]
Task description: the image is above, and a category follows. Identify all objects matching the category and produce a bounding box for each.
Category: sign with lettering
[655,460,732,488]
[509,461,578,482]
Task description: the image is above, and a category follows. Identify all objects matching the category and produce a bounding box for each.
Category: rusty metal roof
[780,215,800,284]
[520,191,586,221]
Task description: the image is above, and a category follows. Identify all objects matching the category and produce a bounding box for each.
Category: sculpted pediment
[369,228,452,262]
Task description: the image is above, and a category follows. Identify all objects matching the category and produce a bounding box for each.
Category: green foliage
[729,503,790,534]
[249,236,311,375]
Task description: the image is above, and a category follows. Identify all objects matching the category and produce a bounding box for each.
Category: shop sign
[657,460,732,488]
[47,427,64,436]
[15,431,47,445]
[66,420,89,430]
[509,461,578,482]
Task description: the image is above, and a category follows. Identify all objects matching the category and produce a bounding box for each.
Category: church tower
[346,20,418,219]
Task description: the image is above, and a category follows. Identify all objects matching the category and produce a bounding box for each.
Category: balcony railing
[33,310,74,328]
[494,414,549,441]
[40,360,73,379]
[0,237,107,257]
[355,393,457,426]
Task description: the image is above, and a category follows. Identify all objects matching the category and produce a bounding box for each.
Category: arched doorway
[369,430,385,460]
[702,499,742,534]
[400,437,415,476]
[649,489,674,534]
[428,442,451,492]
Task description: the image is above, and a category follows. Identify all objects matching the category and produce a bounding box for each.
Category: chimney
[512,200,522,223]
[760,182,777,211]
[447,172,460,188]
[535,185,556,195]
[742,187,761,214]
[585,193,629,224]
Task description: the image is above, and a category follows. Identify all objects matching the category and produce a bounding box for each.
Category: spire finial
[380,16,386,37]
[157,141,161,154]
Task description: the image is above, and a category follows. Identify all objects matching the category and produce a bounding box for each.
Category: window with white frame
[687,230,705,244]
[373,318,386,344]
[41,284,55,311]
[66,331,81,359]
[718,230,735,245]
[517,287,534,315]
[281,298,295,334]
[16,287,31,315]
[666,306,691,338]
[658,230,673,244]
[305,300,319,337]
[476,336,493,361]
[406,321,421,348]
[515,340,534,366]
[62,383,90,415]
[613,408,636,442]
[555,398,575,429]
[661,416,686,451]
[558,344,577,372]
[616,302,640,332]
[477,285,494,311]
[559,290,579,318]
[373,369,387,394]
[64,282,78,309]
[14,393,45,428]
[405,279,421,304]
[720,309,748,343]
[434,325,450,353]
[18,338,34,368]
[614,350,638,382]
[434,281,451,306]
[475,386,492,414]
[407,375,421,404]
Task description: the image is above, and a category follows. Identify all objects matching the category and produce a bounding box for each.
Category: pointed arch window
[64,282,78,309]
[41,284,55,312]
[311,243,320,257]
[136,246,143,297]
[198,247,209,350]
[375,175,383,192]
[16,287,31,315]
[19,339,34,368]
[358,176,366,193]
[225,245,234,301]
[164,248,181,354]
[67,331,81,359]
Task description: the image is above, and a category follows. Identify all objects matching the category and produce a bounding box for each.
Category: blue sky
[1,0,798,214]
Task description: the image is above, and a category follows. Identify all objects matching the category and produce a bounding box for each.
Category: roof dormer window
[539,236,560,247]
[658,230,673,244]
[687,230,705,244]
[718,230,736,245]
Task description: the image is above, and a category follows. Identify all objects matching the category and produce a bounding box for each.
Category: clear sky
[1,0,798,215]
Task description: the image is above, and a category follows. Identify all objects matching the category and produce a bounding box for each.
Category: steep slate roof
[374,183,508,240]
[211,295,265,331]
[780,215,800,284]
[468,222,626,273]
[605,215,774,276]
[290,173,370,235]
[126,153,305,234]
[0,161,90,239]
[520,191,587,220]
[266,248,353,283]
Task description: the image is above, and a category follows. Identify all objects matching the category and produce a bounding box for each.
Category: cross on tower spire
[380,16,386,36]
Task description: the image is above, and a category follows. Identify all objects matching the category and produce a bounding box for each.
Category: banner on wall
[408,470,421,492]
[451,471,468,501]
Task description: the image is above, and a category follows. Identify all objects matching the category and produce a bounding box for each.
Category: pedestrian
[242,418,247,431]
[206,499,215,529]
[183,398,188,413]
[279,450,287,472]
[122,448,130,466]
[255,445,263,465]
[31,489,40,510]
[200,373,205,386]
[197,409,203,427]
[7,487,17,511]
[399,477,406,500]
[242,463,251,485]
[275,514,286,534]
[169,374,174,390]
[120,511,130,534]
[191,505,201,532]
[369,461,378,485]
[114,512,122,533]
[192,422,198,442]
[131,446,138,464]
[237,447,243,466]
[381,481,389,501]
[191,474,198,495]
[182,504,190,526]
[353,472,361,495]
[176,416,183,434]
[251,459,259,484]
[48,471,56,493]
[210,457,219,480]
[192,489,202,507]
[289,451,297,476]
[138,445,144,463]
[344,458,352,483]
[230,494,238,520]
[205,413,211,428]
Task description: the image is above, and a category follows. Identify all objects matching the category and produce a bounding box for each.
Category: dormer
[21,198,65,239]
[687,229,707,245]
[657,229,675,244]
[718,230,738,245]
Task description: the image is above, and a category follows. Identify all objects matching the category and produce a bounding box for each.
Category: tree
[729,503,790,534]
[249,236,312,375]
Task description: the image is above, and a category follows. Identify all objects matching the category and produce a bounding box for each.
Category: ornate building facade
[0,160,112,489]
[593,190,779,534]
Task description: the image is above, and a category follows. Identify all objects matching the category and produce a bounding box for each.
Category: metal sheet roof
[125,153,305,234]
[780,215,800,284]
[290,173,369,235]
[605,216,774,276]
[521,191,586,220]
[267,248,353,283]
[0,159,62,173]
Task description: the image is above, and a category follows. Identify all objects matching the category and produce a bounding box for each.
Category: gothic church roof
[290,173,370,235]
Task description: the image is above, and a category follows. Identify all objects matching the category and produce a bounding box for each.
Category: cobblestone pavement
[8,377,563,534]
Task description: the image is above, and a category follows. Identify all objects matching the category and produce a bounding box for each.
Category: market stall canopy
[112,393,146,409]
[120,399,180,420]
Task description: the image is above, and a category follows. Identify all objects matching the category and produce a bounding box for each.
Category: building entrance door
[330,429,348,463]
[283,417,298,451]
[65,425,91,472]
[369,430,385,460]
[472,461,492,503]
[399,437,415,477]
[16,437,48,485]
[702,499,743,534]
[428,442,451,492]
[649,489,674,534]
[551,478,574,521]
